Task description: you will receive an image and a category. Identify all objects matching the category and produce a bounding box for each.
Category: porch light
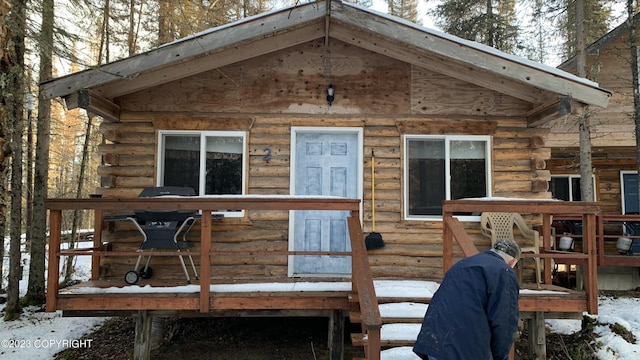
[327,84,335,106]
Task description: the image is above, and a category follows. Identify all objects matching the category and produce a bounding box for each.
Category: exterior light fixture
[327,84,335,106]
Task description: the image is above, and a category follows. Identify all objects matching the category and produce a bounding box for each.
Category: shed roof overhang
[40,1,611,124]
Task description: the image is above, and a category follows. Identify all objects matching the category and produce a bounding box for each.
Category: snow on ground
[2,239,640,359]
[1,241,108,359]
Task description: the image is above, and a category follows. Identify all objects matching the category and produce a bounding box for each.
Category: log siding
[94,40,550,282]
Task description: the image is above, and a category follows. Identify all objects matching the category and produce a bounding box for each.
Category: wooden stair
[349,291,431,359]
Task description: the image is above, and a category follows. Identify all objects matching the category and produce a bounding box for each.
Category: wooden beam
[199,210,212,313]
[583,213,599,315]
[45,210,62,312]
[518,298,587,313]
[211,296,350,310]
[92,209,103,280]
[528,312,547,359]
[65,90,121,122]
[444,217,479,257]
[526,96,573,127]
[329,310,345,360]
[133,311,152,360]
[57,296,200,311]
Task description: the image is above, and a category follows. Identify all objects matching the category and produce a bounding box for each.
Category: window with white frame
[404,135,491,219]
[158,131,246,216]
[549,175,595,202]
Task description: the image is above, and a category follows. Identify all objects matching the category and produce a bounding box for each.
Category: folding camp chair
[122,186,200,285]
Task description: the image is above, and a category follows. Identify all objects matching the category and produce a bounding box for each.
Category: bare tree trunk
[576,0,594,202]
[26,0,54,306]
[0,0,12,295]
[486,0,494,48]
[64,116,93,283]
[128,0,136,55]
[25,91,35,253]
[105,0,111,62]
[4,0,27,320]
[158,0,173,45]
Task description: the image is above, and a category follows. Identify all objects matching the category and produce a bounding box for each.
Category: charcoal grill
[115,186,200,285]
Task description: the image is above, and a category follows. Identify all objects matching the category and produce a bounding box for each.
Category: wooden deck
[55,278,586,317]
[443,199,600,315]
[45,197,605,359]
[46,196,382,360]
[56,278,354,315]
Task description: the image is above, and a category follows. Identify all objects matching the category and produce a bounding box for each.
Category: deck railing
[45,196,381,360]
[552,213,640,267]
[442,199,601,314]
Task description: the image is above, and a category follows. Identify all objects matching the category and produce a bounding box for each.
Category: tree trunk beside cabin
[0,0,12,294]
[27,0,55,305]
[576,0,595,203]
[4,0,27,319]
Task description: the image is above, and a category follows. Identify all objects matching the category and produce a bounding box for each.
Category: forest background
[0,0,635,321]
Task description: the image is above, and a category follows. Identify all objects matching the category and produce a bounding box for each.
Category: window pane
[408,139,445,215]
[163,135,200,193]
[623,173,640,214]
[571,177,582,201]
[550,178,570,201]
[205,136,243,195]
[450,140,486,200]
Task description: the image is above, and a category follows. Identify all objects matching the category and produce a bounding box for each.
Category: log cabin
[40,1,612,359]
[549,13,640,290]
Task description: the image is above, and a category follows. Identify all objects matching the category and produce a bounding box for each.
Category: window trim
[157,130,247,217]
[403,134,492,221]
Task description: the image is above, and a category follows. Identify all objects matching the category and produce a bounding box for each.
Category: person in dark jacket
[413,238,521,360]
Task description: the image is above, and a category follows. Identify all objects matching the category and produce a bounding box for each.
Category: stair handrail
[348,214,382,360]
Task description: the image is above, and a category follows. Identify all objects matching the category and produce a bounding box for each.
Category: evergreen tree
[157,0,273,46]
[25,0,55,307]
[551,0,612,62]
[432,0,520,52]
[3,0,27,320]
[345,0,373,7]
[388,0,420,24]
[0,0,11,296]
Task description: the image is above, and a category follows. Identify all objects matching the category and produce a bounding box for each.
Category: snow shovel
[365,149,385,250]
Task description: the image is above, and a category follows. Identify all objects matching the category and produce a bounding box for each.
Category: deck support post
[134,310,153,360]
[528,312,546,360]
[328,310,345,360]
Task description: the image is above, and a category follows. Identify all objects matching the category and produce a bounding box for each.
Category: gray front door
[291,129,361,276]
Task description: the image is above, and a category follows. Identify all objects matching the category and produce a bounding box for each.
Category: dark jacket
[413,250,520,360]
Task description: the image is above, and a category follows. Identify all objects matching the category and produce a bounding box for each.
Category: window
[549,175,595,202]
[621,171,639,214]
[158,131,246,216]
[404,135,491,219]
